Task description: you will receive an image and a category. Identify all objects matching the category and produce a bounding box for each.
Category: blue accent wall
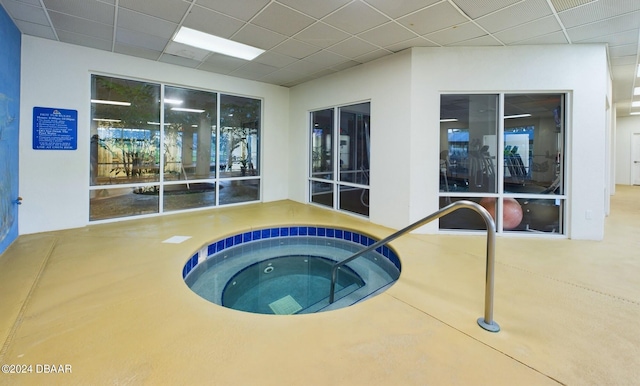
[0,5,21,254]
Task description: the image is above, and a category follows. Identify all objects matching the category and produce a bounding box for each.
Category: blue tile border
[183,226,402,279]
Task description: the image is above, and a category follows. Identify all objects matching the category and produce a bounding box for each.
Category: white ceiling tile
[159,53,201,68]
[282,59,328,74]
[304,50,348,67]
[114,42,162,61]
[608,43,638,58]
[56,29,112,51]
[117,8,177,39]
[231,24,287,50]
[118,0,190,23]
[116,27,170,51]
[327,37,379,58]
[567,13,640,42]
[1,0,50,25]
[452,0,522,19]
[48,11,113,41]
[385,36,439,52]
[353,48,391,63]
[251,3,315,36]
[259,69,308,86]
[183,5,244,39]
[475,0,553,33]
[231,61,278,76]
[363,0,440,18]
[164,41,210,61]
[254,51,298,67]
[508,30,569,45]
[398,2,468,35]
[449,34,503,46]
[425,22,487,46]
[610,55,636,66]
[295,22,350,49]
[272,38,322,59]
[199,53,247,73]
[42,0,114,24]
[192,0,270,21]
[492,15,562,44]
[579,29,638,46]
[558,0,640,27]
[13,19,57,39]
[358,21,417,47]
[331,60,361,71]
[322,1,389,35]
[277,0,351,19]
[551,0,598,12]
[8,0,41,6]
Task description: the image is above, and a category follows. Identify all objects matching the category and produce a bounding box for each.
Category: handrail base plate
[477,317,500,333]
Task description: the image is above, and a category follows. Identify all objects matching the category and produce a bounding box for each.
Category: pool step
[299,283,361,314]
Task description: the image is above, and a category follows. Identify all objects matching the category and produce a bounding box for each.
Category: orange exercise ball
[479,197,523,230]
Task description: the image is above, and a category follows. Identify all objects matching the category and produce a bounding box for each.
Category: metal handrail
[328,200,500,332]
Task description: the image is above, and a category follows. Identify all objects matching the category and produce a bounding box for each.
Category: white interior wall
[411,45,608,239]
[288,51,413,230]
[19,36,289,235]
[615,115,640,185]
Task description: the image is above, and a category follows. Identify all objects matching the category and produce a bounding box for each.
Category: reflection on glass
[163,86,217,181]
[89,186,159,220]
[90,76,161,186]
[440,94,498,194]
[438,196,489,231]
[219,179,260,205]
[310,109,334,179]
[339,185,369,217]
[515,198,562,233]
[503,94,564,195]
[219,95,261,178]
[163,182,216,212]
[310,181,333,208]
[338,103,370,186]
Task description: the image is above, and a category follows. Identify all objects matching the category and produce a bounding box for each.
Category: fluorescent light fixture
[504,114,532,119]
[91,99,131,106]
[173,26,265,61]
[635,87,640,96]
[93,118,121,122]
[631,112,640,115]
[171,107,205,113]
[164,98,183,105]
[637,65,640,77]
[440,118,458,122]
[633,101,640,108]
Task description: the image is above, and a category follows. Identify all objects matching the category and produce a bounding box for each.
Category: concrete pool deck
[1,185,639,385]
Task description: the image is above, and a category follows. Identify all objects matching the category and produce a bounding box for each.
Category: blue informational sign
[33,106,78,150]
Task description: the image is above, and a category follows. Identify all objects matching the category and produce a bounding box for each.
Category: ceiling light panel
[173,27,265,60]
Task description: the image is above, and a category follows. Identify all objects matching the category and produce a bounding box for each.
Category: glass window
[309,102,370,217]
[90,75,262,221]
[439,93,565,234]
[163,86,217,181]
[90,76,160,186]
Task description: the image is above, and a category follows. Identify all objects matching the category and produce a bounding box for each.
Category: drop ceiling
[2,0,640,116]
